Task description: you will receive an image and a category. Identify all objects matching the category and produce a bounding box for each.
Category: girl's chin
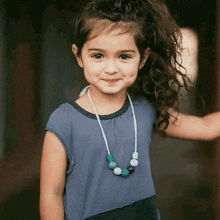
[101,89,127,96]
[91,87,125,96]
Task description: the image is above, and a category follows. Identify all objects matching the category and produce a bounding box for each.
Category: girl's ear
[72,44,84,68]
[139,47,151,69]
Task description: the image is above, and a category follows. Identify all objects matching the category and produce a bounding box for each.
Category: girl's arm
[40,131,68,220]
[164,110,220,141]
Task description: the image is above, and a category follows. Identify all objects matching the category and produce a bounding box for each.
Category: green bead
[121,169,129,177]
[107,154,114,162]
[109,161,117,169]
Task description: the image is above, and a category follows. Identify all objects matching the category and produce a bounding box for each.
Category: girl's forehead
[87,19,137,40]
[83,30,138,53]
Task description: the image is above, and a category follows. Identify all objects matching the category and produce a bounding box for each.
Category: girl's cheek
[123,63,139,73]
[84,64,103,76]
[93,63,106,71]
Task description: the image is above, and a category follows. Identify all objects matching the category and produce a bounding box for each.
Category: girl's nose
[104,59,118,75]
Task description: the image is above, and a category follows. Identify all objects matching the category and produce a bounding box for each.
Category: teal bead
[109,161,117,169]
[121,169,129,177]
[107,154,114,162]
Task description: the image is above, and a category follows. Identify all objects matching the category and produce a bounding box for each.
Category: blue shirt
[46,96,156,220]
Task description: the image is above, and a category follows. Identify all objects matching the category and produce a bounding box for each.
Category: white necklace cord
[87,88,137,155]
[87,89,110,155]
[127,94,138,153]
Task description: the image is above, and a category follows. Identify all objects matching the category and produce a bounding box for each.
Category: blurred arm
[40,131,68,220]
[164,110,220,141]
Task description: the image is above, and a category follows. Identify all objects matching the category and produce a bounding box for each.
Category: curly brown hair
[74,0,191,136]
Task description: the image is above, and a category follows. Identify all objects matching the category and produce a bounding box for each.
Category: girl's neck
[76,88,127,115]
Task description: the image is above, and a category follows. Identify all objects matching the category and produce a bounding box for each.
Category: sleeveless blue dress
[46,95,158,220]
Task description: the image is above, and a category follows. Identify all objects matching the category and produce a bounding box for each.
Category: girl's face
[73,28,149,98]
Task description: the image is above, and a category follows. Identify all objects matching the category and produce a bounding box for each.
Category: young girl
[40,0,220,219]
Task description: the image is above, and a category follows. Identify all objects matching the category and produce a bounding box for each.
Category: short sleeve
[45,104,72,161]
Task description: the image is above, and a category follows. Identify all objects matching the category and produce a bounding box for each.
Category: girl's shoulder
[56,102,76,114]
[131,95,155,109]
[131,95,157,118]
[48,102,80,124]
[47,103,73,122]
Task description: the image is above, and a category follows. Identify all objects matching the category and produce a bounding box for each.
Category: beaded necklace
[87,88,138,177]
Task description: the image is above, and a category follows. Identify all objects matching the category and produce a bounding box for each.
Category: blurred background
[0,0,220,219]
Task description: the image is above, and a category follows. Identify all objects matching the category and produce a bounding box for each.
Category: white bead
[132,152,138,159]
[130,159,138,167]
[113,167,122,175]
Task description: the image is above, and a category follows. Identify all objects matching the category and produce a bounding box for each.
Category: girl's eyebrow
[88,48,136,53]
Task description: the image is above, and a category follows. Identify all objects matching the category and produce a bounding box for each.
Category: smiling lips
[103,79,119,83]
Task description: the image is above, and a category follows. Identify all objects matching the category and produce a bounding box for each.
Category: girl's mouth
[103,79,119,83]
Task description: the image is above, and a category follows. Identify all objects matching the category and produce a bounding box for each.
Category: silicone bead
[130,159,138,167]
[132,152,138,159]
[114,167,122,175]
[107,154,114,162]
[127,166,135,174]
[109,161,117,169]
[121,169,129,177]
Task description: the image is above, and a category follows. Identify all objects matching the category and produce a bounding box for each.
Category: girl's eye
[119,54,131,60]
[92,54,104,59]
